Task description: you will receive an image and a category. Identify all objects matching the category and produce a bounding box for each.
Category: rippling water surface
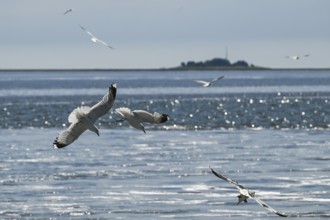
[0,70,330,219]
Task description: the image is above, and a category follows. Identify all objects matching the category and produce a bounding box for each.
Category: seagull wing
[153,112,169,123]
[210,75,224,83]
[132,110,157,123]
[53,122,87,148]
[194,80,209,86]
[210,167,246,191]
[253,197,287,217]
[79,25,97,39]
[95,38,115,49]
[285,55,299,60]
[88,83,117,122]
[115,107,134,119]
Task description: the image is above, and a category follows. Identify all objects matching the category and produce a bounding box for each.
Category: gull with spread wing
[115,107,169,133]
[194,75,224,87]
[79,25,114,49]
[53,83,117,148]
[63,8,74,15]
[210,167,287,217]
[285,54,310,60]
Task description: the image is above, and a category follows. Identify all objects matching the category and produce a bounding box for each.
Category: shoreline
[1,67,330,72]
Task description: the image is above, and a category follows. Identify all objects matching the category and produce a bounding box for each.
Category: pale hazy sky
[1,0,329,69]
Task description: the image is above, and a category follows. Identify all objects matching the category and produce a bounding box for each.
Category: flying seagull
[79,25,114,49]
[115,107,169,133]
[63,8,74,15]
[285,54,310,60]
[194,75,224,87]
[53,83,117,148]
[210,167,287,217]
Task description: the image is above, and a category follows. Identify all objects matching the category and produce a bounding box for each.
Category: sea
[0,70,329,219]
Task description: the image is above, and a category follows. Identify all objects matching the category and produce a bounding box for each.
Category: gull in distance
[115,107,169,133]
[63,8,74,15]
[285,54,310,60]
[53,83,117,148]
[194,75,224,87]
[210,167,287,217]
[79,25,114,49]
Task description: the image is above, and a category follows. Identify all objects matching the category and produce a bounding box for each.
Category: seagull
[285,54,310,60]
[53,83,117,149]
[63,8,74,15]
[210,167,287,217]
[115,107,169,133]
[79,25,114,49]
[194,75,224,87]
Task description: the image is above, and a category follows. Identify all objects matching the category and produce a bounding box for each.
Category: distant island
[4,57,329,72]
[171,57,267,70]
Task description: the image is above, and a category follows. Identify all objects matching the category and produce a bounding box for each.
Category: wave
[2,85,330,97]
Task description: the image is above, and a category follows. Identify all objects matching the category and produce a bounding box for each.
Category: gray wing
[132,110,168,124]
[79,25,97,38]
[115,107,133,119]
[194,80,208,86]
[254,197,287,217]
[95,38,115,49]
[132,110,156,123]
[210,75,224,83]
[210,167,246,191]
[88,83,117,122]
[53,122,87,148]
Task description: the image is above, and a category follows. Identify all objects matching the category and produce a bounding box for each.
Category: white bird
[79,25,114,49]
[210,167,287,217]
[115,107,169,133]
[63,8,74,15]
[53,83,117,148]
[194,75,224,87]
[285,54,310,60]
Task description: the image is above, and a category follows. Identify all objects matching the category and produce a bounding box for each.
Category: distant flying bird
[115,107,169,133]
[79,25,114,49]
[53,83,117,148]
[285,54,310,60]
[210,167,287,217]
[194,75,224,87]
[63,8,74,15]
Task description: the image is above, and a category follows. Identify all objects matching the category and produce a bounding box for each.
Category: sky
[0,0,329,69]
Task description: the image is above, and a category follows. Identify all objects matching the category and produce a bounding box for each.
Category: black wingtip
[276,212,288,217]
[160,114,169,123]
[110,83,117,99]
[209,166,216,175]
[210,167,223,179]
[53,139,67,149]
